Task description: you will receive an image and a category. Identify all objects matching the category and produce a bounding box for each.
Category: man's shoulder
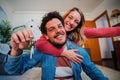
[66,40,84,50]
[66,40,88,55]
[34,48,56,57]
[67,40,80,47]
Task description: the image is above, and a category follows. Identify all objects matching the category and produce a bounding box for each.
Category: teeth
[66,25,71,30]
[57,35,62,38]
[56,35,63,40]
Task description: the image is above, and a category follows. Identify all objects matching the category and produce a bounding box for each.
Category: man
[4,11,108,80]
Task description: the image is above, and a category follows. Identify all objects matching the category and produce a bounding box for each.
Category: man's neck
[48,40,67,48]
[62,44,67,50]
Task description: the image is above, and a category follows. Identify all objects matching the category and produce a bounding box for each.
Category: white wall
[1,0,120,23]
[86,0,120,21]
[11,11,46,40]
[0,0,14,22]
[0,7,7,23]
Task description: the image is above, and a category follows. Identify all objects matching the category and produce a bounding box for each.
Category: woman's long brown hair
[63,7,86,46]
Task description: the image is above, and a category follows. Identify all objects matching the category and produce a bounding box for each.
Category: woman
[36,7,120,63]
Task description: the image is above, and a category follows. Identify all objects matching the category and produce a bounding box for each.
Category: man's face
[44,18,67,47]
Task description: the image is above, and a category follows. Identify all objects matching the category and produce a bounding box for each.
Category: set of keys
[30,40,35,59]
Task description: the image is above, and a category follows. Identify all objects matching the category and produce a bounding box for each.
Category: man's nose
[55,28,61,32]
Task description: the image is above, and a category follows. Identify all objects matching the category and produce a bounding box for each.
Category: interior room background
[0,0,120,63]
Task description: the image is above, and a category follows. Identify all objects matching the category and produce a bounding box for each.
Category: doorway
[94,11,114,59]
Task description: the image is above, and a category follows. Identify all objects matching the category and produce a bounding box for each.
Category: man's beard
[47,31,67,48]
[48,39,67,48]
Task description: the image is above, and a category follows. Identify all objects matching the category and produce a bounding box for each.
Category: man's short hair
[40,11,64,34]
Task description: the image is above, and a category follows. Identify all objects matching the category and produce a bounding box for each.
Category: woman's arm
[35,35,63,56]
[84,26,120,38]
[35,35,83,63]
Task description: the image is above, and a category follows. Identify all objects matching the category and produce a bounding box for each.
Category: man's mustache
[54,31,65,38]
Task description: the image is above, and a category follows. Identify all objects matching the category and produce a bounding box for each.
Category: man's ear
[43,34,49,40]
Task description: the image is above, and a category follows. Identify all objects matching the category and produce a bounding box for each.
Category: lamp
[111,9,120,24]
[111,9,120,17]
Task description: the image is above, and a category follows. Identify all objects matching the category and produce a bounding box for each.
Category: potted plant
[0,20,12,44]
[0,20,26,44]
[0,20,26,54]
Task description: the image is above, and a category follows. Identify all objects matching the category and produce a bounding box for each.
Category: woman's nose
[70,20,74,24]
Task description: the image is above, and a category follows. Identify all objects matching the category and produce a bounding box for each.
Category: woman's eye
[69,16,72,19]
[75,20,79,24]
[75,21,79,24]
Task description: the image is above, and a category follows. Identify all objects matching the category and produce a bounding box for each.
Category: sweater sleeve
[35,35,63,56]
[84,26,120,38]
[4,49,42,75]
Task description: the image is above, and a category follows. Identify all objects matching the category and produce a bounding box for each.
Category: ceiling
[4,0,104,13]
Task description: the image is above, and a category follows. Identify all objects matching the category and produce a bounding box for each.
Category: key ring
[30,40,35,59]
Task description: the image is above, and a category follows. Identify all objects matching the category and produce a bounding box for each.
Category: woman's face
[64,10,81,32]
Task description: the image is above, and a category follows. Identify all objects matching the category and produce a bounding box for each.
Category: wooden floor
[95,58,120,71]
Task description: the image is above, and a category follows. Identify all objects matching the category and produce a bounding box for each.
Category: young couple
[36,7,120,63]
[4,8,109,80]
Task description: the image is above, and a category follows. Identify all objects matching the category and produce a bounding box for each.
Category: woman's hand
[61,49,83,63]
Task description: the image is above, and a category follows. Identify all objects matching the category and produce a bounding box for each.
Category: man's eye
[59,26,62,28]
[58,25,63,28]
[48,28,54,32]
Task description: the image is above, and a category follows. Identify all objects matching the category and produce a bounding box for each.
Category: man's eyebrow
[58,23,62,25]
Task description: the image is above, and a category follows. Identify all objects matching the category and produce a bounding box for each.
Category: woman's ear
[43,34,49,40]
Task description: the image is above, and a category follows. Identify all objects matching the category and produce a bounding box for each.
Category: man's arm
[4,29,41,75]
[78,48,108,80]
[4,49,42,75]
[10,29,33,56]
[67,41,108,80]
